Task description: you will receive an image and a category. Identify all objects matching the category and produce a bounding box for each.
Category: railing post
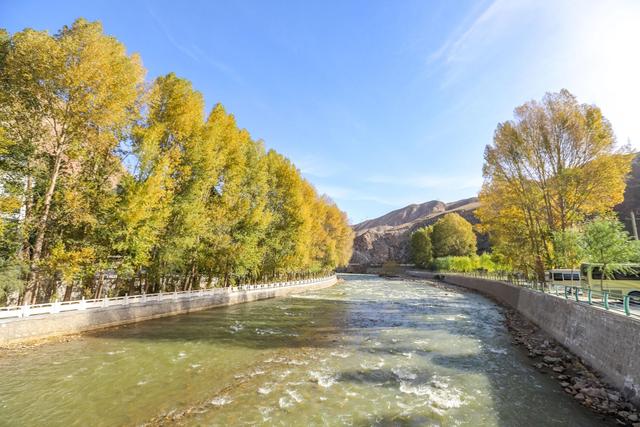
[21,304,30,318]
[623,295,631,316]
[125,294,129,305]
[51,301,60,314]
[564,287,569,299]
[79,297,86,311]
[587,289,592,305]
[603,292,609,310]
[574,287,579,302]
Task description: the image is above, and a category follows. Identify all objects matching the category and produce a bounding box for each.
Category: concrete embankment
[407,270,640,405]
[0,276,337,346]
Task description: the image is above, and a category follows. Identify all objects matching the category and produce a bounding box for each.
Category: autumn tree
[430,213,476,258]
[0,19,144,303]
[410,227,433,268]
[262,150,313,276]
[114,73,205,293]
[0,19,353,303]
[478,90,633,278]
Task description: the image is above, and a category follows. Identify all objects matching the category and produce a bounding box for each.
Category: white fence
[0,276,336,320]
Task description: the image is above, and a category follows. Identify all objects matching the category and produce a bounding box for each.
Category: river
[0,274,607,426]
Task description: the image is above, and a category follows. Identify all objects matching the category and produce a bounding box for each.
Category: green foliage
[0,258,26,305]
[410,227,432,268]
[580,217,640,281]
[551,228,584,269]
[432,253,508,273]
[0,19,353,304]
[430,213,476,258]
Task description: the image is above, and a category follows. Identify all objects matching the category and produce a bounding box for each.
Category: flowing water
[0,275,608,426]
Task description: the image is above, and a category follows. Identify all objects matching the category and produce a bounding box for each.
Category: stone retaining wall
[0,277,338,345]
[407,270,640,405]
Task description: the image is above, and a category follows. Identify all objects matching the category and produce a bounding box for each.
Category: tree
[478,90,633,278]
[262,151,313,276]
[114,73,205,293]
[580,217,640,290]
[430,213,476,258]
[551,228,584,270]
[0,19,145,303]
[410,227,433,268]
[0,19,353,304]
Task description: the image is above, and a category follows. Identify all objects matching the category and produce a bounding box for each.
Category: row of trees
[0,19,353,305]
[477,89,635,279]
[409,213,477,268]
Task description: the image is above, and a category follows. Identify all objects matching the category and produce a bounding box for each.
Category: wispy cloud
[146,4,243,85]
[366,174,483,191]
[429,0,531,66]
[313,184,407,207]
[293,152,352,179]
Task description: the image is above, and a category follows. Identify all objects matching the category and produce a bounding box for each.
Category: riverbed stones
[502,308,639,425]
[544,355,562,364]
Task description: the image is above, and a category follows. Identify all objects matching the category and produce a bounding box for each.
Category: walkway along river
[0,275,611,426]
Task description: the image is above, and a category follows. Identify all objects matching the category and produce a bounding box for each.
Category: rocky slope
[351,154,640,266]
[350,197,484,265]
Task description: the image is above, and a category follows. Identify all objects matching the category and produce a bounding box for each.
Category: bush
[431,253,507,273]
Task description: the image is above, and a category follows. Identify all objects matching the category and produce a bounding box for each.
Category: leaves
[0,20,353,303]
[430,213,476,258]
[478,90,633,276]
[410,227,432,268]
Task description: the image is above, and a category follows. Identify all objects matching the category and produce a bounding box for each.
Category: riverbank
[402,273,640,426]
[0,276,338,347]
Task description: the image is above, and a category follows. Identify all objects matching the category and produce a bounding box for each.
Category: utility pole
[631,210,639,240]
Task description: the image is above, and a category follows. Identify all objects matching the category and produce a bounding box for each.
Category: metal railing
[0,275,336,320]
[437,271,640,320]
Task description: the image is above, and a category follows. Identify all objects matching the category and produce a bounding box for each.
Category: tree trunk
[24,151,63,304]
[94,273,104,299]
[63,283,73,301]
[20,174,33,260]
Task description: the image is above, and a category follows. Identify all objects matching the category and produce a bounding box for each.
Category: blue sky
[2,0,640,223]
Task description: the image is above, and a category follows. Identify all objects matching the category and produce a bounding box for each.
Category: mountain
[350,197,484,265]
[351,154,640,266]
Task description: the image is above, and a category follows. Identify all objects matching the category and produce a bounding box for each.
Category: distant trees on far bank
[0,19,353,305]
[410,213,477,269]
